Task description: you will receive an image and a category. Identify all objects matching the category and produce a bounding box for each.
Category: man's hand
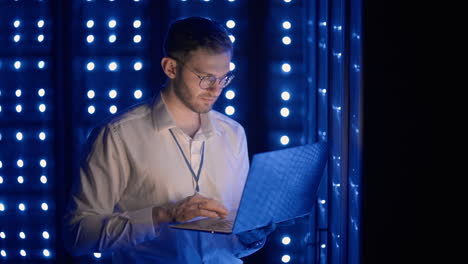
[153,193,228,223]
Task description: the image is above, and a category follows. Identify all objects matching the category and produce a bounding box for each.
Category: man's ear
[161,57,177,79]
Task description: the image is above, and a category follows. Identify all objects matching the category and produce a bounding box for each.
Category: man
[64,16,274,263]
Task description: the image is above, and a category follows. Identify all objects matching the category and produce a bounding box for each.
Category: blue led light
[42,231,50,239]
[134,62,143,71]
[229,62,235,71]
[225,106,235,116]
[87,90,95,99]
[41,202,48,211]
[19,231,26,239]
[38,34,45,42]
[109,105,117,114]
[280,135,290,145]
[17,159,24,168]
[226,20,236,29]
[281,254,291,263]
[86,20,94,28]
[282,21,291,29]
[86,35,94,43]
[281,63,291,73]
[0,250,5,257]
[133,20,141,28]
[280,107,290,117]
[0,203,4,211]
[13,20,21,28]
[88,105,96,114]
[0,176,3,184]
[108,89,117,99]
[281,91,291,101]
[43,249,51,257]
[108,34,117,43]
[108,19,117,28]
[38,60,45,69]
[0,232,5,239]
[282,236,291,245]
[37,20,45,28]
[94,252,102,259]
[13,34,21,42]
[14,61,21,70]
[225,90,235,100]
[108,61,118,71]
[133,35,142,43]
[19,249,26,257]
[16,132,23,141]
[39,104,46,112]
[283,0,292,3]
[40,159,47,168]
[229,35,235,43]
[18,203,26,211]
[86,62,95,71]
[134,89,143,99]
[40,175,48,184]
[17,176,24,184]
[38,88,46,97]
[0,160,2,168]
[282,36,292,45]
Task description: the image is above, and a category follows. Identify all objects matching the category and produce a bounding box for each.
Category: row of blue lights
[1,88,47,97]
[1,249,52,258]
[9,19,46,28]
[0,104,48,113]
[0,131,48,141]
[0,159,49,168]
[0,231,50,240]
[85,19,142,29]
[85,61,143,71]
[0,202,51,212]
[0,60,47,70]
[9,34,47,43]
[0,175,49,185]
[85,34,142,44]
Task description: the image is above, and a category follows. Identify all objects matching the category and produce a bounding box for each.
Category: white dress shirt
[64,93,261,263]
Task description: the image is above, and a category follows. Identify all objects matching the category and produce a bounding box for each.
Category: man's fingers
[198,200,228,216]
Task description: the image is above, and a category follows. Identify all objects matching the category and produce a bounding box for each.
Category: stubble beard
[174,82,214,114]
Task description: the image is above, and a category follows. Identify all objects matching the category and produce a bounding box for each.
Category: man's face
[173,48,232,114]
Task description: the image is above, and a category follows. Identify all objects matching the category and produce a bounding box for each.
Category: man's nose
[207,81,223,95]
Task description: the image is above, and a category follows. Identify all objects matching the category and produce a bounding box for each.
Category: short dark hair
[163,16,233,63]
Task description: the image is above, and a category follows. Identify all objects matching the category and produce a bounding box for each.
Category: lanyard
[169,129,205,192]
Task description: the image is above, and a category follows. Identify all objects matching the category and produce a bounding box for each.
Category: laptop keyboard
[205,220,233,230]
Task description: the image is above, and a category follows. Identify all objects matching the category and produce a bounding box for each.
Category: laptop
[170,142,328,234]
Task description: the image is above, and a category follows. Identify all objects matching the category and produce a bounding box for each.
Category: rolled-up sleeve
[63,124,157,256]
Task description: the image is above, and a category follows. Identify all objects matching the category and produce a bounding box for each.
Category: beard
[173,79,216,114]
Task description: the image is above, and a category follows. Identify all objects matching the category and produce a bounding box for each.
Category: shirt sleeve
[63,124,157,256]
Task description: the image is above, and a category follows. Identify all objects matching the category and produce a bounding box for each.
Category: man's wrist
[152,206,173,224]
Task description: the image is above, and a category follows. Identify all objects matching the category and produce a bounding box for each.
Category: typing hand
[237,221,277,247]
[153,193,228,223]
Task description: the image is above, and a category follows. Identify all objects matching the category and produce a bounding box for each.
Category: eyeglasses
[172,57,235,89]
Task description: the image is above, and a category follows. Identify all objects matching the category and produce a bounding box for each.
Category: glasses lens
[200,76,216,89]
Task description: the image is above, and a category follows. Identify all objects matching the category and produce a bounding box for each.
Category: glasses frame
[171,57,235,90]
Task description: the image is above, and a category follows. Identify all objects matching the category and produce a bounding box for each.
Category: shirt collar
[151,92,221,139]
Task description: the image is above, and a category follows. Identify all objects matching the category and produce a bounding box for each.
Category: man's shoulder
[101,99,153,130]
[210,109,245,132]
